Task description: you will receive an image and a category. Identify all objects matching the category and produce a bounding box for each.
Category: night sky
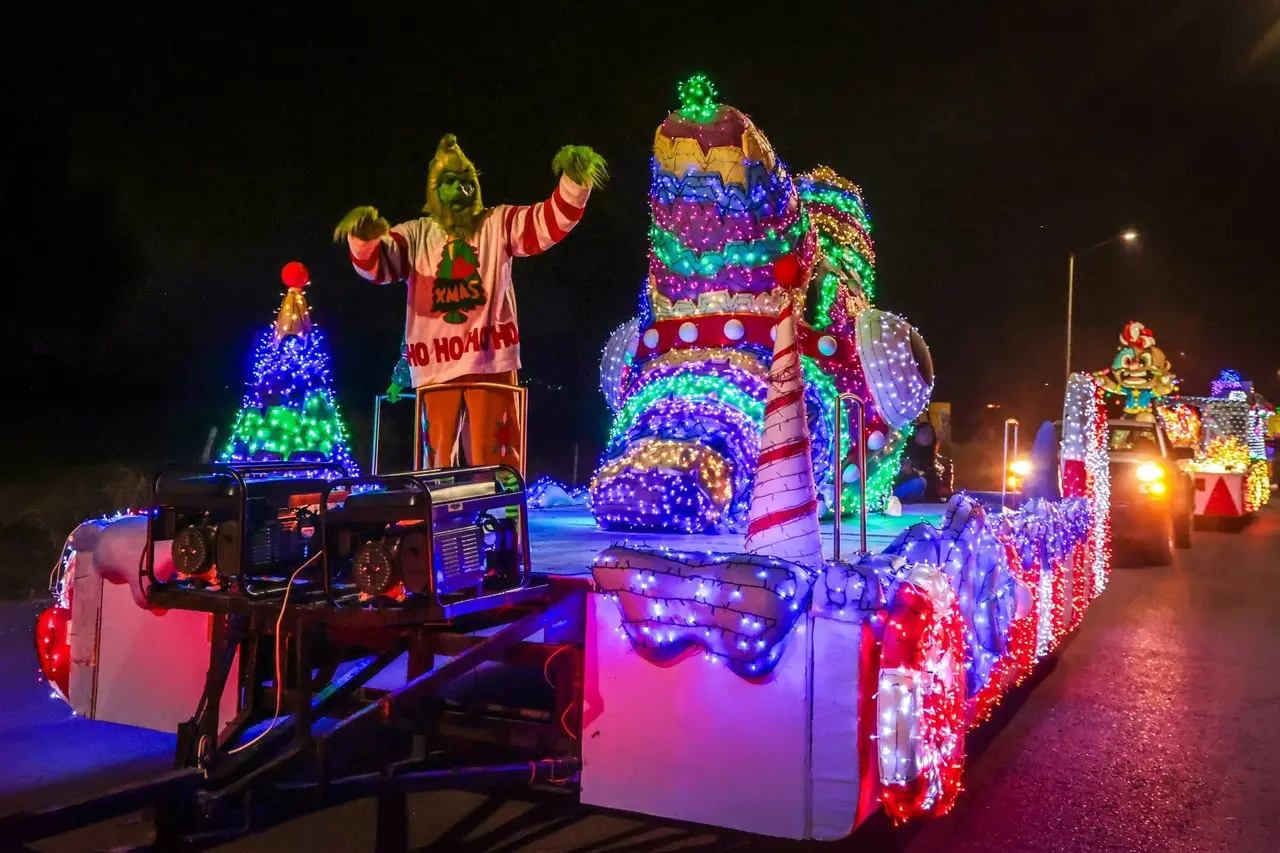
[5,3,1278,473]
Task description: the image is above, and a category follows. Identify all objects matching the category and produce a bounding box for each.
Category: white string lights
[855,309,933,430]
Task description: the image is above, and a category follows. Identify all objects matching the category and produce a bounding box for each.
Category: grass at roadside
[0,464,149,599]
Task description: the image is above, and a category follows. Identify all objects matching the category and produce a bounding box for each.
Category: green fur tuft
[333,205,389,243]
[552,145,608,189]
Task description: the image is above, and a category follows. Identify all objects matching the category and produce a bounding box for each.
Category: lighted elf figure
[336,134,606,471]
[220,262,360,475]
[1093,320,1178,421]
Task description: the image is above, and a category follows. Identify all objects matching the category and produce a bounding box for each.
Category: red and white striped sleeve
[501,175,591,258]
[347,223,414,284]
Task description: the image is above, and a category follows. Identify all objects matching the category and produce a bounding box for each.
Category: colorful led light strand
[650,209,810,278]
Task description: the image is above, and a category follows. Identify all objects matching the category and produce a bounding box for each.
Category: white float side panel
[68,552,102,718]
[92,580,239,733]
[809,615,865,840]
[582,593,812,839]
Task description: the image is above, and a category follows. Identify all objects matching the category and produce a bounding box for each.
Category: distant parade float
[1157,369,1275,523]
[23,77,1119,848]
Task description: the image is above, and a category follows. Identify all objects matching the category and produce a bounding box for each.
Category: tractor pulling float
[16,78,1115,849]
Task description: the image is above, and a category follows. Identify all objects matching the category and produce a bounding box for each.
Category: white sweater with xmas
[348,175,591,386]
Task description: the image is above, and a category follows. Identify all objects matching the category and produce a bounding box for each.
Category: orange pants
[420,371,523,471]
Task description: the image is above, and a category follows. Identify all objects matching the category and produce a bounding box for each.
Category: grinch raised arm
[334,134,605,469]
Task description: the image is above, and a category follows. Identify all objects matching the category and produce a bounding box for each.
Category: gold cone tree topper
[272,260,313,346]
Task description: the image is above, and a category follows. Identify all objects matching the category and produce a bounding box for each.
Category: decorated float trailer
[1156,369,1274,527]
[15,79,1114,849]
[19,377,1112,847]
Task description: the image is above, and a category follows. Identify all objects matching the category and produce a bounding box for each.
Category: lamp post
[1065,230,1138,381]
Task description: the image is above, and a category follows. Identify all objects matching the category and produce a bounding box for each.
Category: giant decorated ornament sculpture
[592,75,933,533]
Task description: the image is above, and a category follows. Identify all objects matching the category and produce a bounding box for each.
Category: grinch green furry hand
[552,145,608,189]
[333,206,390,243]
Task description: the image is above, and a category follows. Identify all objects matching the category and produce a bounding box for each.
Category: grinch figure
[335,135,606,469]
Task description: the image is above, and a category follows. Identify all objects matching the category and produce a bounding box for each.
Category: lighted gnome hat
[272,261,313,346]
[743,256,824,568]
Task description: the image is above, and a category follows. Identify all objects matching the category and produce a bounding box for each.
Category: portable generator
[147,461,348,596]
[320,465,530,611]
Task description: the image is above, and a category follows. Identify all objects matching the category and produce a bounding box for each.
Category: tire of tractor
[1173,510,1192,549]
[1149,522,1175,566]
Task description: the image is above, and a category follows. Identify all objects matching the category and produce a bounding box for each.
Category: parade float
[1157,369,1273,525]
[15,79,1113,850]
[1093,320,1178,420]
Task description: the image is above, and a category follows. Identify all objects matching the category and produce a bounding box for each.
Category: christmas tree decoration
[432,238,485,324]
[1245,461,1271,513]
[1093,320,1178,418]
[590,75,931,533]
[220,262,359,476]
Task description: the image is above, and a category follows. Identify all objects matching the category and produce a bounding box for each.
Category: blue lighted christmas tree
[220,262,360,475]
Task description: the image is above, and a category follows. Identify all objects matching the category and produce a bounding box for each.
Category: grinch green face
[424,135,484,238]
[437,167,479,213]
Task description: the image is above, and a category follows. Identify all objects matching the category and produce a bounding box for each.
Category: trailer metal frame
[1,575,590,852]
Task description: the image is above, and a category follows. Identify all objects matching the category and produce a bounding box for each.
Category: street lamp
[1065,230,1139,381]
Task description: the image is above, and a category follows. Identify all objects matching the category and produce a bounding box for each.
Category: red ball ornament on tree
[773,254,802,289]
[281,261,310,290]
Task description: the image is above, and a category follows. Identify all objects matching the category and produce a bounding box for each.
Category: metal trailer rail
[0,575,591,852]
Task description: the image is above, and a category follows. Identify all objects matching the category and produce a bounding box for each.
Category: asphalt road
[6,506,1280,852]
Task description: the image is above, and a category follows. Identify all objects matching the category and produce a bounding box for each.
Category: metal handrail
[370,393,417,476]
[833,393,869,560]
[1001,418,1020,510]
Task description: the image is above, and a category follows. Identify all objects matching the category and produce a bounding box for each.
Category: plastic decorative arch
[600,317,642,412]
[855,309,934,429]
